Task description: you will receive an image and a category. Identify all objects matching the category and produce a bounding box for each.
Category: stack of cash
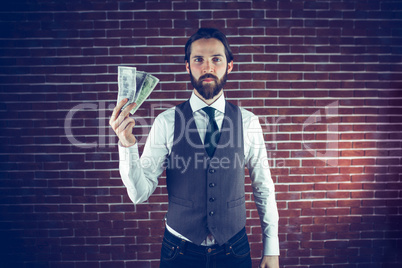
[117,66,159,114]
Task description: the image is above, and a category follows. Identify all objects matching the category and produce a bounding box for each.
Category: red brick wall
[1,1,401,267]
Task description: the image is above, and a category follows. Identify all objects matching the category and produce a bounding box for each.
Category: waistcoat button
[209,169,215,173]
[209,197,215,202]
[209,183,215,187]
[209,211,214,216]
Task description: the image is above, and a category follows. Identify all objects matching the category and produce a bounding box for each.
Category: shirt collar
[189,91,226,114]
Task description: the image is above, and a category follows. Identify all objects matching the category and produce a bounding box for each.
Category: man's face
[186,38,233,100]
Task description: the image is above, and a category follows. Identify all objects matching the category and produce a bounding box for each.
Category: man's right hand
[109,98,137,147]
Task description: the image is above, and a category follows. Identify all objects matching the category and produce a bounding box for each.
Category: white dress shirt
[118,92,280,256]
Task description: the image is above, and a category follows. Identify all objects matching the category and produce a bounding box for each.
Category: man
[110,28,279,268]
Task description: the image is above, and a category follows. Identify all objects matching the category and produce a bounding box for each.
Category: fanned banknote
[129,73,159,114]
[135,71,147,101]
[117,66,137,111]
[117,66,159,114]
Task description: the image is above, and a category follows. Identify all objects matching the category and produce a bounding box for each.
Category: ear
[227,60,234,74]
[186,61,190,74]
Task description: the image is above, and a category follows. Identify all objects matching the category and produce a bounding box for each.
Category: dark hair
[184,28,234,63]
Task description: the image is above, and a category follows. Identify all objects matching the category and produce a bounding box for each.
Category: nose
[203,60,214,74]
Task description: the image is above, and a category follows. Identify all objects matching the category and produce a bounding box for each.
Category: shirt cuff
[263,235,280,256]
[118,141,140,164]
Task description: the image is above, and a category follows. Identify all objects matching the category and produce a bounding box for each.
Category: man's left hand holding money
[109,98,137,147]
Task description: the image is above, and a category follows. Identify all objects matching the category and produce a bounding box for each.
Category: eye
[212,57,223,64]
[194,57,203,63]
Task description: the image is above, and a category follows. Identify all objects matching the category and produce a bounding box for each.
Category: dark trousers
[160,227,252,268]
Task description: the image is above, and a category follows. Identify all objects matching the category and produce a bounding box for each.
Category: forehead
[190,38,226,58]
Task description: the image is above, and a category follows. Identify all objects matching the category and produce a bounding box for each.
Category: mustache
[199,74,218,81]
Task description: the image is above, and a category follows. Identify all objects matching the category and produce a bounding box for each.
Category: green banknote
[129,73,159,114]
[117,66,159,114]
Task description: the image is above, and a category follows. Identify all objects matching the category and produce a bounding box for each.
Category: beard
[190,68,228,100]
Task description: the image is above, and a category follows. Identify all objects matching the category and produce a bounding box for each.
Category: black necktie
[202,107,220,157]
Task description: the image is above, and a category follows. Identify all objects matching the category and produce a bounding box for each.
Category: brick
[302,208,326,216]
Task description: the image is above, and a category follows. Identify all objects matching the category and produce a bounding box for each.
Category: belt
[162,227,247,256]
